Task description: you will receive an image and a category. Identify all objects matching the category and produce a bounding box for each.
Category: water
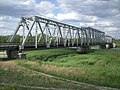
[111,48,120,50]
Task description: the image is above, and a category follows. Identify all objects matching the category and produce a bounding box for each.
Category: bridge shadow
[0,58,14,61]
[77,49,94,54]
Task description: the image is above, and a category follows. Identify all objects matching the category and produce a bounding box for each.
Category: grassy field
[116,44,120,48]
[0,61,93,90]
[0,48,120,89]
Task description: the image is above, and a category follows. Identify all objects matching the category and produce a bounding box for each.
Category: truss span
[9,16,113,50]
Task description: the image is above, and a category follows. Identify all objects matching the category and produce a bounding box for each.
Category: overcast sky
[0,0,120,39]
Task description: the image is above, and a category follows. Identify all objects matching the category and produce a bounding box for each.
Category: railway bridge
[0,16,113,58]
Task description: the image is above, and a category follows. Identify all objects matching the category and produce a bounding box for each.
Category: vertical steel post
[35,22,38,48]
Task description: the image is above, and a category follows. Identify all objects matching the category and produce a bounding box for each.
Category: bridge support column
[100,44,113,49]
[18,52,26,59]
[6,50,18,59]
[106,44,111,49]
[113,43,116,48]
[77,46,90,53]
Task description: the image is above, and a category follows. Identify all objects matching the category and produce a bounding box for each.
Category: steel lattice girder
[9,16,113,50]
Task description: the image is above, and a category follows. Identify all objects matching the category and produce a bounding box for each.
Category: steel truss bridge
[0,16,113,58]
[9,16,112,49]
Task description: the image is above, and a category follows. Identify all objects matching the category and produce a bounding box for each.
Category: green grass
[0,61,90,90]
[23,48,120,89]
[27,48,77,61]
[116,43,120,48]
[1,48,120,89]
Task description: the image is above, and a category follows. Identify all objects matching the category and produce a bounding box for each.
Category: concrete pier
[100,43,114,49]
[6,50,26,59]
[18,53,26,59]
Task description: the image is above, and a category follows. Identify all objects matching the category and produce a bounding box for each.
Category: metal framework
[9,16,112,50]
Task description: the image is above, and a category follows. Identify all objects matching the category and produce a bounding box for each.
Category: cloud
[105,27,119,31]
[80,22,95,27]
[56,12,78,20]
[106,29,120,39]
[37,1,55,14]
[0,0,120,39]
[0,0,37,17]
[0,16,19,28]
[56,12,98,23]
[0,15,20,35]
[56,0,120,39]
[57,0,120,18]
[0,0,57,35]
[0,0,56,17]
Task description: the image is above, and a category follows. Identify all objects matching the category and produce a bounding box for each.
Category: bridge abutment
[6,50,26,59]
[6,50,19,59]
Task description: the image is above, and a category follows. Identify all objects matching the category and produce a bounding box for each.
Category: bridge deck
[0,45,19,50]
[0,42,113,51]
